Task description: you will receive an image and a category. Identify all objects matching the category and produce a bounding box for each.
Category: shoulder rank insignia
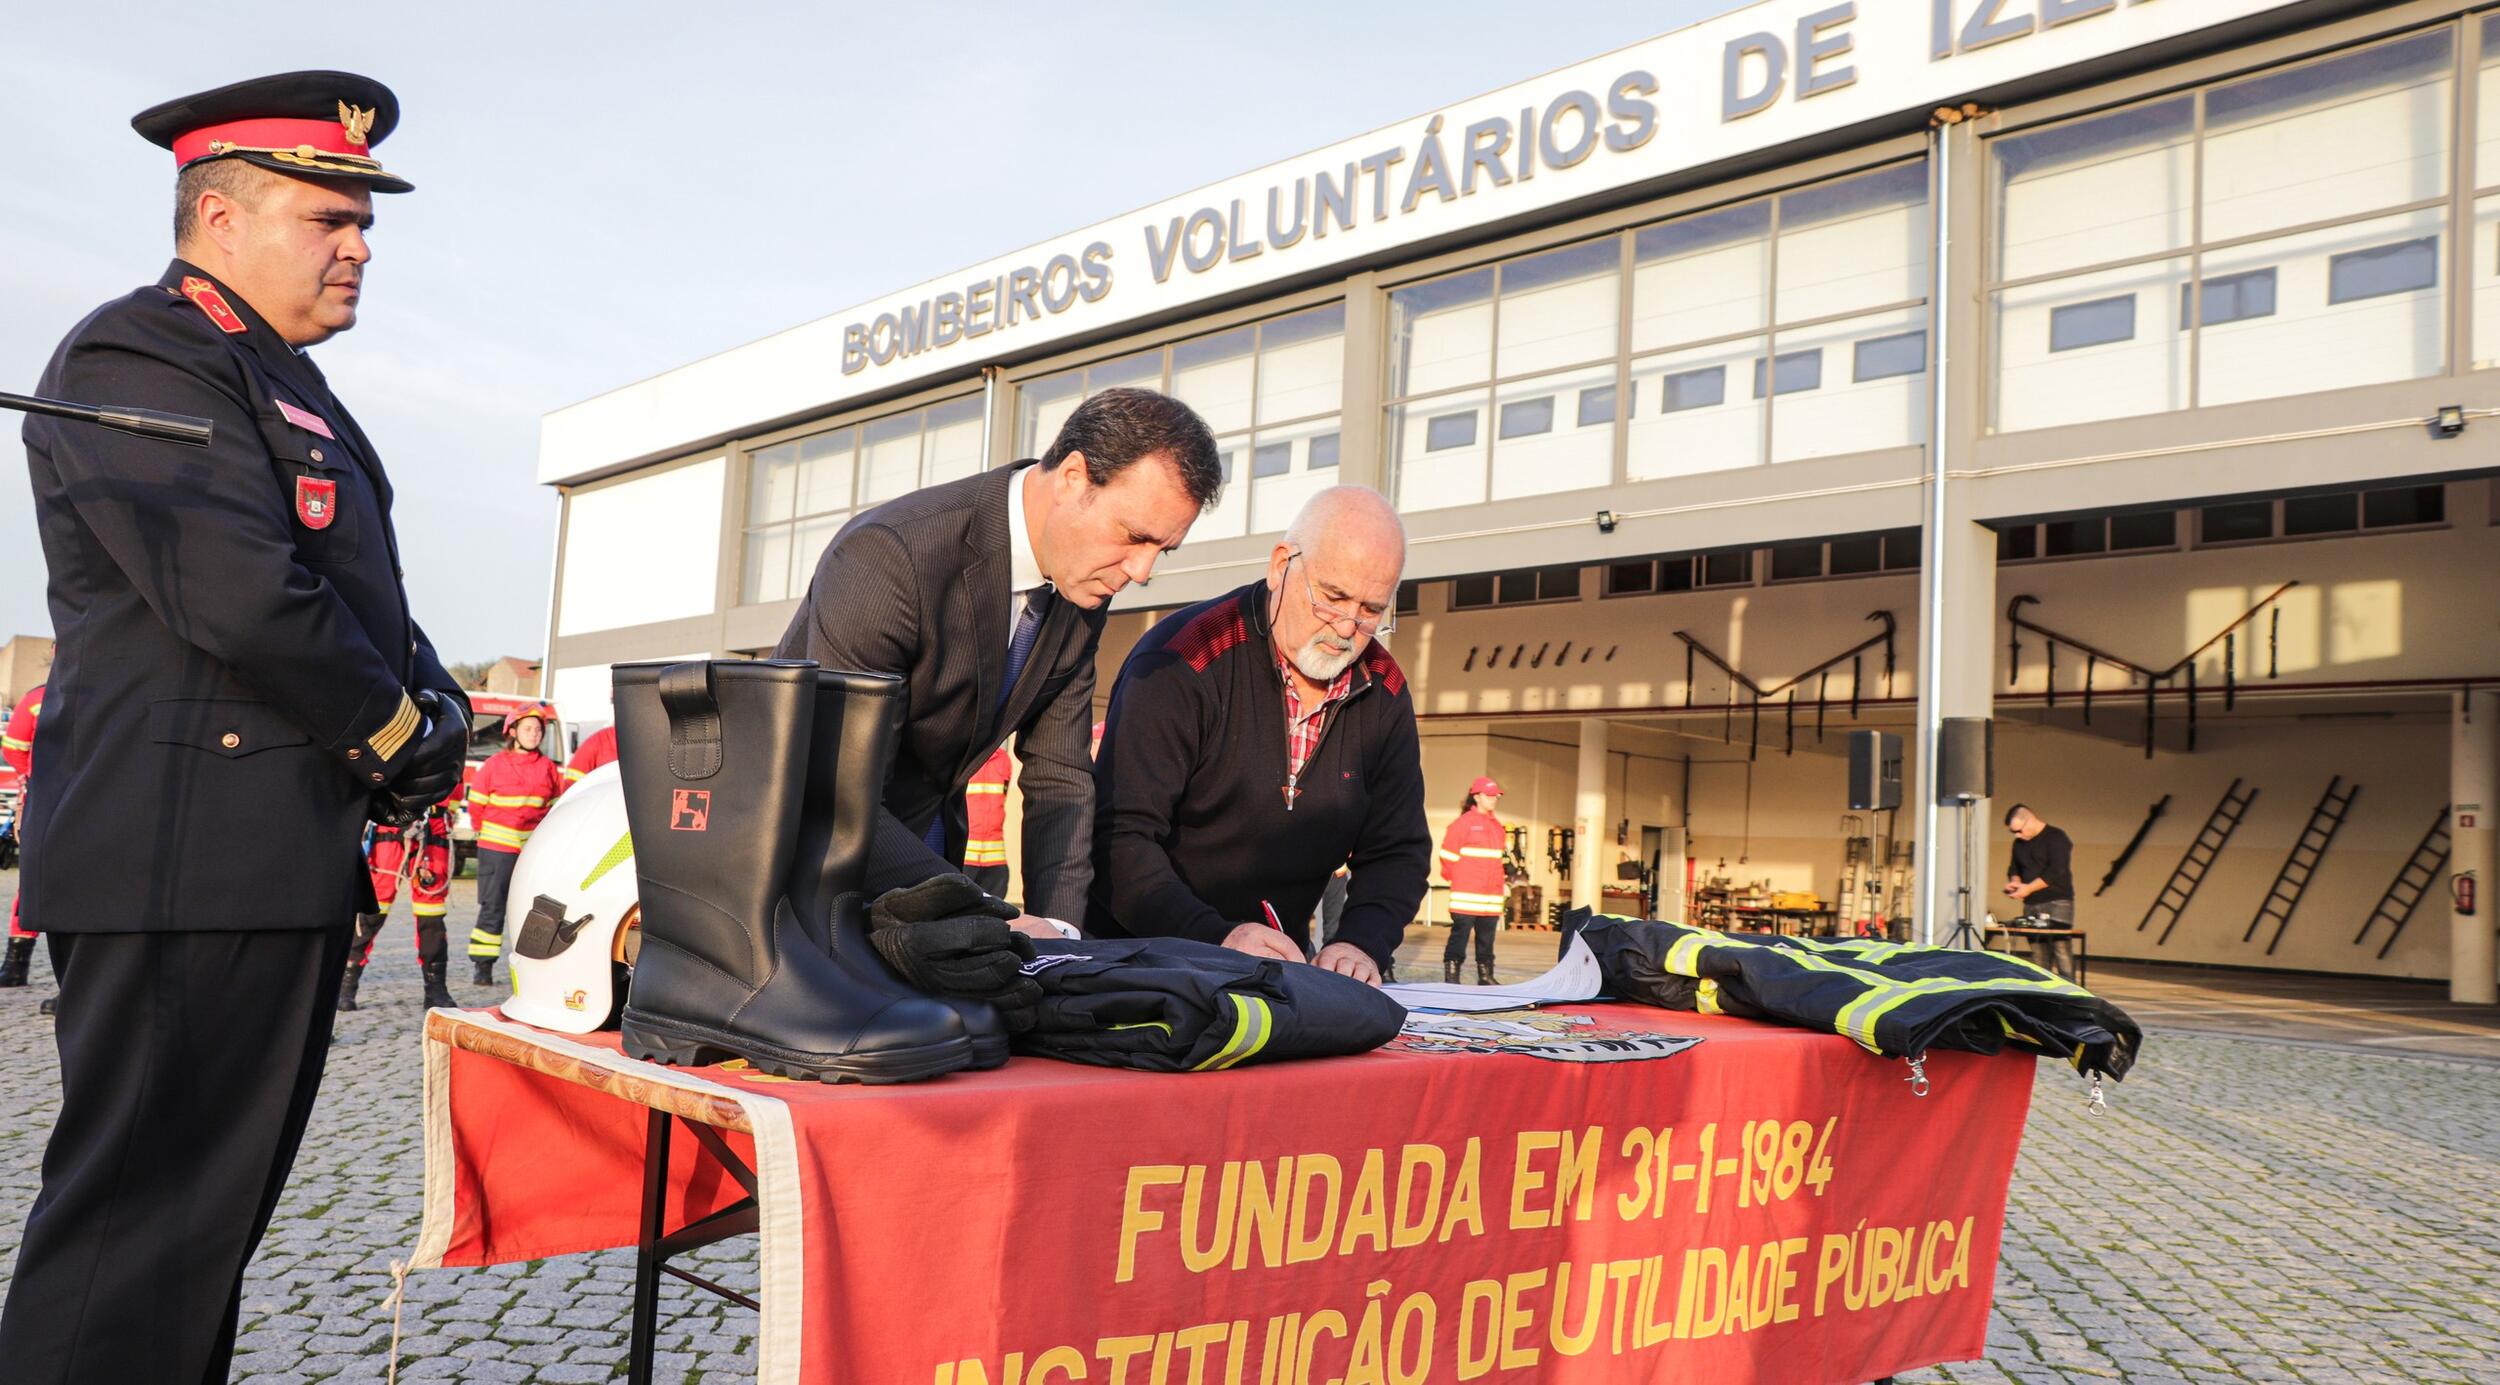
[179,276,248,334]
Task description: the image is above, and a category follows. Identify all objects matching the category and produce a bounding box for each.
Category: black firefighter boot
[0,935,33,988]
[787,668,1011,1070]
[338,911,387,1011]
[1443,960,1460,985]
[1477,960,1497,987]
[613,660,972,1083]
[420,958,456,1011]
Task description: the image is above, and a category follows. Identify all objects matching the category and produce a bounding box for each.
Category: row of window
[2045,238,2439,354]
[1992,483,2444,560]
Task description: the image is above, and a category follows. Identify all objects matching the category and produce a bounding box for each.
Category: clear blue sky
[0,0,1740,665]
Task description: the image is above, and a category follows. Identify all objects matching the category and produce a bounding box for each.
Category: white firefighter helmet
[502,762,640,1033]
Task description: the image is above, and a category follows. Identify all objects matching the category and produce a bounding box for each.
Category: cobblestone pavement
[0,877,2493,1382]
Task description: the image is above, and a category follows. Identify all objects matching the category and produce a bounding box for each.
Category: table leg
[630,1106,671,1385]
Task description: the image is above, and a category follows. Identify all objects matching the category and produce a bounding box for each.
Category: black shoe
[38,995,55,1017]
[471,958,496,987]
[613,660,971,1084]
[1477,961,1496,986]
[0,935,32,989]
[421,958,456,1010]
[337,962,364,1012]
[787,669,1010,1070]
[1443,960,1461,985]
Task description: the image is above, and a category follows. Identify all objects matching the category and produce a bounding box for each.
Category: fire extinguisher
[2458,872,2478,916]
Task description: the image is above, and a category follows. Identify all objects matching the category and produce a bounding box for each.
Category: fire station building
[536,0,2500,998]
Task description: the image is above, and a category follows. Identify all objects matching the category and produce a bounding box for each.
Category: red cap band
[171,116,365,167]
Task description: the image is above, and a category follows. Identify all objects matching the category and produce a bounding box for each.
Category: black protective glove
[869,873,1019,932]
[869,915,1041,1015]
[375,690,468,826]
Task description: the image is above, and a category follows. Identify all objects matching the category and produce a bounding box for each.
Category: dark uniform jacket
[1014,935,1408,1072]
[20,261,466,932]
[773,460,1101,921]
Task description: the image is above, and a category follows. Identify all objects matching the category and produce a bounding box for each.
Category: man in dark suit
[1,72,468,1381]
[775,387,1220,933]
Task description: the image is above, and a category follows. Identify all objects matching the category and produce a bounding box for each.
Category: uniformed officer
[0,72,470,1381]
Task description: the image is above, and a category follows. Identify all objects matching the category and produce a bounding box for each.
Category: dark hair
[1040,386,1224,509]
[173,157,275,245]
[2003,802,2032,827]
[1459,791,1496,815]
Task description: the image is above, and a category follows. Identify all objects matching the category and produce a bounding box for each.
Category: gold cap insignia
[338,101,376,147]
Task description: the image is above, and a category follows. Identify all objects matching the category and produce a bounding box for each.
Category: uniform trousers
[0,923,351,1383]
[469,847,519,960]
[967,863,1010,899]
[1443,912,1499,965]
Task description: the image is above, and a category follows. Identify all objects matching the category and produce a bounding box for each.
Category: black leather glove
[387,689,469,803]
[868,912,1039,1010]
[869,873,1019,932]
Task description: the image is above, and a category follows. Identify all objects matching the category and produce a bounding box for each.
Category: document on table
[1382,933,1604,1013]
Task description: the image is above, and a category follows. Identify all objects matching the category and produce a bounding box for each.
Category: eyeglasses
[1288,550,1396,637]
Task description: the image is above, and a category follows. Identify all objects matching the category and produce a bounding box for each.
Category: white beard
[1291,631,1361,683]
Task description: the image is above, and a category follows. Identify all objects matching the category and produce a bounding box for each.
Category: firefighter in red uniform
[1438,776,1509,984]
[562,723,617,785]
[342,803,455,1010]
[464,705,566,984]
[962,745,1013,898]
[1,684,42,988]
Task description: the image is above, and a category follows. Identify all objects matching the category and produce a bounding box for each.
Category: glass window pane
[1496,569,1540,604]
[2180,269,2278,329]
[747,441,801,525]
[1389,269,1494,397]
[1826,535,1882,575]
[1498,240,1620,376]
[1451,575,1497,608]
[1389,391,1489,513]
[1993,97,2193,281]
[742,524,794,604]
[2362,484,2443,527]
[2200,501,2274,543]
[1257,304,1345,424]
[1172,326,1256,436]
[1629,337,1764,480]
[1493,366,1614,501]
[788,514,845,595]
[2044,518,2107,557]
[2475,194,2500,370]
[1657,558,1697,593]
[1534,566,1581,601]
[1575,385,1617,428]
[1632,201,1772,352]
[2203,31,2453,244]
[1997,526,2039,561]
[794,427,857,517]
[1016,369,1084,458]
[1880,528,1921,570]
[1770,542,1824,581]
[1776,161,1930,322]
[2201,209,2447,408]
[1752,349,1823,398]
[1086,349,1163,393]
[1252,440,1294,478]
[2283,492,2360,536]
[2480,18,2500,188]
[1308,432,1340,470]
[1606,561,1656,595]
[922,398,984,487]
[1396,581,1421,615]
[1193,442,1250,543]
[1248,416,1343,535]
[2049,296,2137,352]
[1776,307,1927,463]
[1994,257,2191,432]
[858,414,923,505]
[1699,550,1752,587]
[2109,510,2175,550]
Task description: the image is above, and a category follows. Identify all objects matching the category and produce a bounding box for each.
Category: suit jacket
[774,460,1101,919]
[20,260,466,932]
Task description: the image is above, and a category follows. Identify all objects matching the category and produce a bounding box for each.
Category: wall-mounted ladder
[2247,776,2361,955]
[2354,809,2451,960]
[2144,779,2259,945]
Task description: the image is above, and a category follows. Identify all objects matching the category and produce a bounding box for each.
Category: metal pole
[535,489,566,704]
[978,365,1001,469]
[1917,119,1957,948]
[629,1108,672,1385]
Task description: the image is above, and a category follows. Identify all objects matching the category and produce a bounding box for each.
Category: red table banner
[415,1003,2034,1383]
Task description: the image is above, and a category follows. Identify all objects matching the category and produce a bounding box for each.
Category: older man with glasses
[1086,487,1429,985]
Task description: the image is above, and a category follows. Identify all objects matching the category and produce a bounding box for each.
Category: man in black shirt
[2003,803,2077,927]
[1087,487,1429,984]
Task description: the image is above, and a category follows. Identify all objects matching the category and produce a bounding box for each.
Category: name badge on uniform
[296,476,338,530]
[275,398,336,439]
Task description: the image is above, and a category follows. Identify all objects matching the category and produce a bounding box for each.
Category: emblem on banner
[669,790,710,832]
[1396,1010,1702,1064]
[295,476,337,529]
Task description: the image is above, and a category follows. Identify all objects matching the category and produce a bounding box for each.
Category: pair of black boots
[612,660,1003,1083]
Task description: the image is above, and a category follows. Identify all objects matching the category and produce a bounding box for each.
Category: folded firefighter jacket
[1565,910,2141,1081]
[1014,936,1408,1073]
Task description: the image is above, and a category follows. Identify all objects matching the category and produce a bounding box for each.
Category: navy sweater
[1086,582,1430,966]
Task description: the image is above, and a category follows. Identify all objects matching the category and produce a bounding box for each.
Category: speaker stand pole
[1944,800,1985,950]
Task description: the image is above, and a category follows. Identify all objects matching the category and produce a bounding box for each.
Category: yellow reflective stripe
[370,693,421,762]
[1696,978,1724,1015]
[962,846,1007,864]
[562,766,587,783]
[475,793,550,808]
[1193,993,1275,1071]
[1458,847,1505,859]
[479,823,531,849]
[581,831,635,891]
[1450,892,1506,913]
[1437,849,1461,862]
[412,903,449,917]
[0,736,28,753]
[965,783,1007,795]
